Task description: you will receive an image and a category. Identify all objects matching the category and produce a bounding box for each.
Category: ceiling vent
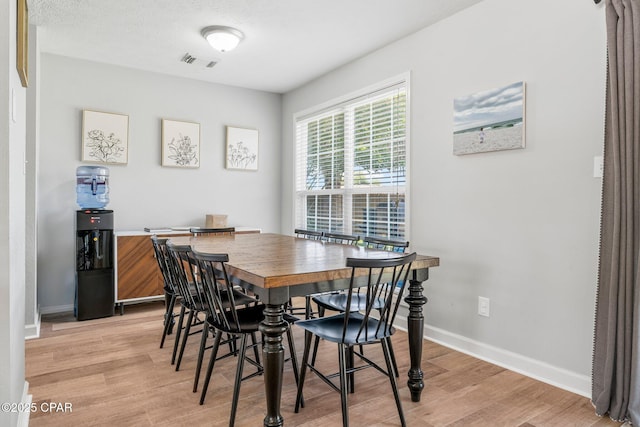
[181,53,197,64]
[180,53,218,69]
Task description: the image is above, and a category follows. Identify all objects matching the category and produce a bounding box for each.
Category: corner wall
[282,0,606,395]
[1,0,27,425]
[38,55,282,311]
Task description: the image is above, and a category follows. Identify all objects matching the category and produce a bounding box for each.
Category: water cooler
[75,209,114,320]
[75,166,114,320]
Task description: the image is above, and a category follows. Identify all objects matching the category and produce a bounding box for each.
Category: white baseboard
[394,315,591,398]
[39,304,74,315]
[24,310,41,340]
[17,381,31,427]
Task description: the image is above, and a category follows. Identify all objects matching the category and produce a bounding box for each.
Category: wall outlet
[594,155,603,178]
[478,296,490,317]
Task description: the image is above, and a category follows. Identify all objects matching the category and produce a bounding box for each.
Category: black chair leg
[338,343,350,427]
[160,294,176,348]
[294,330,312,413]
[176,309,194,371]
[250,332,261,366]
[382,338,406,427]
[286,325,304,408]
[200,330,222,405]
[230,334,248,427]
[193,320,210,392]
[348,346,355,393]
[171,306,186,365]
[386,337,400,378]
[310,306,325,365]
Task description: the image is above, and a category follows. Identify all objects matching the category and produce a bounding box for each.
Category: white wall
[25,25,40,339]
[282,0,606,395]
[1,0,27,425]
[38,54,282,311]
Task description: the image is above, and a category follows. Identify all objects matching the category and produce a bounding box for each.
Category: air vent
[180,53,218,69]
[181,53,197,64]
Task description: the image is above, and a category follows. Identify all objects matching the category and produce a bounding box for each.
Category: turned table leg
[404,269,429,402]
[259,303,288,427]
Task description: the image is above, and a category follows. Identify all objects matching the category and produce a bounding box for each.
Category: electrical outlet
[478,296,490,317]
[594,155,603,178]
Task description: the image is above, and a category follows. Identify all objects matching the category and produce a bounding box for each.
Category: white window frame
[292,73,411,239]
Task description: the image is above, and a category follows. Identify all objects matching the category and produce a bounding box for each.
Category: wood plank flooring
[25,301,622,427]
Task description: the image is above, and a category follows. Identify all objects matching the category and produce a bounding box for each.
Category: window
[294,76,408,240]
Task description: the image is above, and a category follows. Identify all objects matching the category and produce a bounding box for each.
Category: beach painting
[453,81,525,155]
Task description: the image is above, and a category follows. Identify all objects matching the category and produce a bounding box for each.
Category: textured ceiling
[29,0,484,93]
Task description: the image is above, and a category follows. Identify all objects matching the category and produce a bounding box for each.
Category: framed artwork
[161,119,200,168]
[17,0,28,87]
[226,126,258,171]
[453,81,525,155]
[81,110,129,164]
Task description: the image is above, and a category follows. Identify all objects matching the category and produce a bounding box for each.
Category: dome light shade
[201,26,244,52]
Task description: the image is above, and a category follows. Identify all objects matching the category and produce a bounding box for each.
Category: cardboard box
[205,214,227,228]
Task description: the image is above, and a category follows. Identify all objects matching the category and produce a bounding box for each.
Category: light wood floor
[26,301,622,427]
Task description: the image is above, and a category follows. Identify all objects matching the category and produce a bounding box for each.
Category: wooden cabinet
[114,228,261,307]
[115,234,166,302]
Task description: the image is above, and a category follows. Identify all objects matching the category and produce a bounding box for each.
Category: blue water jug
[76,166,110,209]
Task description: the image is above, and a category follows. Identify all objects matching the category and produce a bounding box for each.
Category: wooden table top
[167,233,439,289]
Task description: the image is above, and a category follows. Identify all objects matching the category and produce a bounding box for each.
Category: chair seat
[312,292,385,313]
[186,283,256,309]
[296,313,394,345]
[210,305,300,334]
[211,304,265,334]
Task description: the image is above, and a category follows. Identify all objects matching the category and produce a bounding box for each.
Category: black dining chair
[322,232,360,245]
[313,237,408,316]
[294,228,323,240]
[363,236,409,253]
[312,236,409,377]
[294,252,417,427]
[289,228,326,318]
[192,249,303,425]
[150,236,180,350]
[164,242,208,370]
[165,241,255,373]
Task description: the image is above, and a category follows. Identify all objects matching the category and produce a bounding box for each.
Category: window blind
[294,78,408,240]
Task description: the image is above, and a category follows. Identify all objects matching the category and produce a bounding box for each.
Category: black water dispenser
[75,209,114,320]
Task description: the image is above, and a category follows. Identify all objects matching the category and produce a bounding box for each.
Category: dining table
[168,232,440,427]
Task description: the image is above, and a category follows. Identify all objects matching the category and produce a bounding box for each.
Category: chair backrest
[294,228,324,240]
[192,250,243,333]
[165,241,206,310]
[323,232,359,245]
[363,236,409,253]
[190,227,236,236]
[150,236,175,293]
[341,252,417,344]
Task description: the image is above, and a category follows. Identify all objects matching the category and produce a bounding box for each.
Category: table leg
[404,269,429,402]
[259,303,288,427]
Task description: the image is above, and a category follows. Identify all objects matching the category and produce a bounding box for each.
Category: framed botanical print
[81,110,129,164]
[226,126,258,171]
[161,119,200,168]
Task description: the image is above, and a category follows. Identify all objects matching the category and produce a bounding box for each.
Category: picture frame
[161,119,200,168]
[453,81,526,155]
[81,110,129,164]
[226,126,258,171]
[17,0,28,87]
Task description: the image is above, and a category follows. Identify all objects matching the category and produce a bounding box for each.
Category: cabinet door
[116,235,163,301]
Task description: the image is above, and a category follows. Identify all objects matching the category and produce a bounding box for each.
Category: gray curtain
[592,0,640,424]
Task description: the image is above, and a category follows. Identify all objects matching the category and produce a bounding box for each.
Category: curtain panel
[592,0,640,424]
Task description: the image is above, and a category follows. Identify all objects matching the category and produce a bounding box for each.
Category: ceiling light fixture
[201,26,244,53]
